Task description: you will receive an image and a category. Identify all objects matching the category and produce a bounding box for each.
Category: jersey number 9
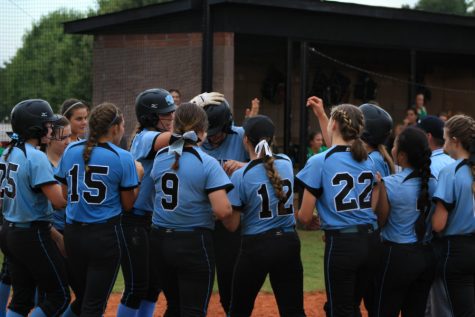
[161,173,179,211]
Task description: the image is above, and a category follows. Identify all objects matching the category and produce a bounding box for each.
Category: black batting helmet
[204,99,233,137]
[135,88,176,128]
[11,99,56,140]
[359,103,393,147]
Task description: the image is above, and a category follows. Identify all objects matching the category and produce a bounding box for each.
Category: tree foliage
[96,0,171,15]
[414,0,472,15]
[0,10,92,115]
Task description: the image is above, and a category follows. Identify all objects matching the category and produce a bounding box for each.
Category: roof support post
[202,0,213,92]
[409,49,417,106]
[284,38,293,155]
[299,40,309,169]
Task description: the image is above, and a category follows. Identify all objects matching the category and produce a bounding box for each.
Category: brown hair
[397,127,432,240]
[330,104,367,162]
[83,103,123,171]
[445,114,475,192]
[246,136,285,201]
[171,102,208,170]
[378,144,396,174]
[61,98,89,120]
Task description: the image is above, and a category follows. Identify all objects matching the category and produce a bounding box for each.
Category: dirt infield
[104,292,369,316]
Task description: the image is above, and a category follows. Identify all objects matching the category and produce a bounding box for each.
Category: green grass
[112,229,325,293]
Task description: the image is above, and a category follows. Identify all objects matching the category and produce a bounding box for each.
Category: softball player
[0,99,70,317]
[150,102,233,317]
[117,88,174,317]
[192,93,249,313]
[56,103,140,317]
[297,104,379,317]
[359,103,394,177]
[418,115,454,317]
[372,126,436,317]
[432,114,475,317]
[226,115,306,317]
[60,99,89,142]
[46,115,71,233]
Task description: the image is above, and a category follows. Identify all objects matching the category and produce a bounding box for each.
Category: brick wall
[92,32,235,142]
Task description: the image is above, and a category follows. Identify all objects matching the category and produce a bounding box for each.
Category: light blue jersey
[130,129,160,214]
[50,164,66,231]
[0,143,56,223]
[151,146,233,230]
[382,168,437,243]
[56,141,139,223]
[228,154,295,235]
[430,148,454,179]
[201,126,249,165]
[433,159,475,236]
[369,150,390,177]
[296,145,377,230]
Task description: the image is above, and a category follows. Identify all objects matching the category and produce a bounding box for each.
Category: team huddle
[0,88,474,317]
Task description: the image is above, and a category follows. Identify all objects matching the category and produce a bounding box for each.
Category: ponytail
[83,131,97,172]
[172,152,180,171]
[350,137,367,162]
[378,144,395,174]
[263,156,285,200]
[415,147,432,240]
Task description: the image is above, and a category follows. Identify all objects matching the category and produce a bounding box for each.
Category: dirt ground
[104,292,369,317]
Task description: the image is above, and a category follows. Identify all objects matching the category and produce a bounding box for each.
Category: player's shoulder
[231,125,244,136]
[25,143,48,161]
[110,142,134,160]
[439,159,463,177]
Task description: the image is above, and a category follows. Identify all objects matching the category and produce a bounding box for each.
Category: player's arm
[50,226,66,257]
[432,201,448,233]
[307,96,331,147]
[208,189,232,221]
[222,210,241,232]
[41,183,66,210]
[223,160,246,176]
[373,178,390,227]
[298,189,317,225]
[153,132,172,152]
[120,189,136,212]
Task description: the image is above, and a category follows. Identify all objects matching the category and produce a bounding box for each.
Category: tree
[0,10,92,113]
[414,0,469,15]
[96,0,172,15]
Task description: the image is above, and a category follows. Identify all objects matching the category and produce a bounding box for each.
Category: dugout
[64,0,475,167]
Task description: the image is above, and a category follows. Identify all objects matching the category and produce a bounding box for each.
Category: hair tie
[255,139,272,157]
[7,132,19,141]
[168,131,199,156]
[63,101,85,116]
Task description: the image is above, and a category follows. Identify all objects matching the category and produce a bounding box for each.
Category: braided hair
[330,104,367,162]
[396,127,432,240]
[83,103,122,172]
[171,103,208,171]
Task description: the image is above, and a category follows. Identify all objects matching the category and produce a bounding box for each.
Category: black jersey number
[258,179,293,219]
[161,173,179,211]
[68,164,109,204]
[0,162,19,199]
[332,172,373,212]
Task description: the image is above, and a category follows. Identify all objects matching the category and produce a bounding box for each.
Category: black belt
[244,226,296,237]
[151,224,211,233]
[5,221,51,229]
[68,215,120,226]
[325,223,377,235]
